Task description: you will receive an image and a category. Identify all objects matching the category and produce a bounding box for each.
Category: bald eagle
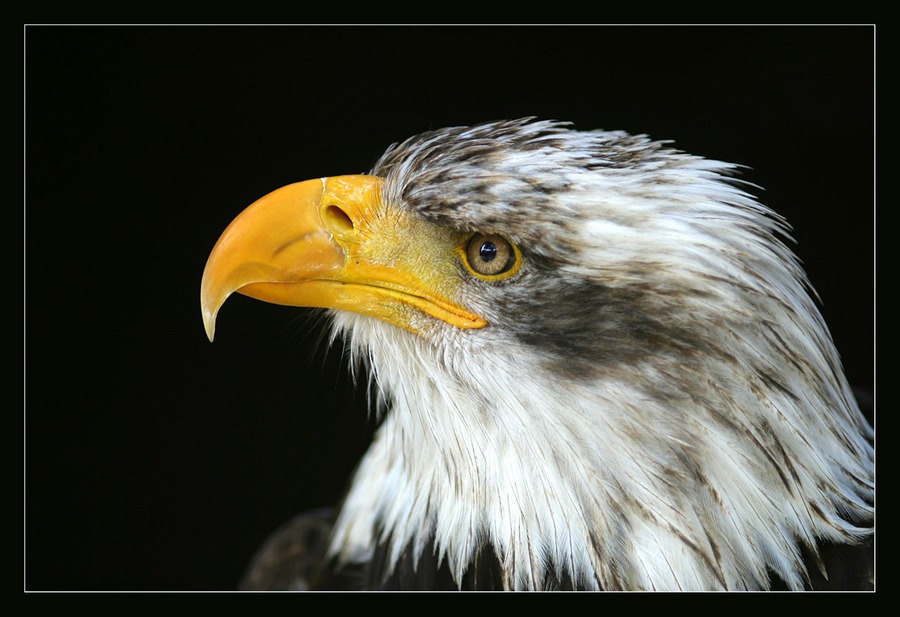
[201,119,873,591]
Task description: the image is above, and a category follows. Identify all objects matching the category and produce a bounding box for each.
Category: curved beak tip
[202,310,217,342]
[201,294,218,342]
[200,278,225,343]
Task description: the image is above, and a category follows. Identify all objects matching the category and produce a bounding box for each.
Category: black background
[25,25,875,591]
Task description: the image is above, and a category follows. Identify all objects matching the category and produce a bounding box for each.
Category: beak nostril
[324,205,354,235]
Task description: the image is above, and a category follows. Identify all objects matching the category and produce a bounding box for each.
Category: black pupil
[479,242,498,262]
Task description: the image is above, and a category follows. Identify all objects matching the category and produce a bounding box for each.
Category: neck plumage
[325,300,872,591]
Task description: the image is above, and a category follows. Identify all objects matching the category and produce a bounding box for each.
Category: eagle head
[201,119,873,590]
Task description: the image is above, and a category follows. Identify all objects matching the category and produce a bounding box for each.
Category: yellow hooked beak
[200,175,487,341]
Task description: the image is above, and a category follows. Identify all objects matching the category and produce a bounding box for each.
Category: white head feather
[324,120,872,590]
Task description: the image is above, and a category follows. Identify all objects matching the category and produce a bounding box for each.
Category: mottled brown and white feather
[322,119,872,590]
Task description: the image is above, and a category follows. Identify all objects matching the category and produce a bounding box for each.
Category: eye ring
[461,233,522,280]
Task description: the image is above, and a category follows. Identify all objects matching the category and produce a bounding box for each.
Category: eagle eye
[462,233,521,280]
